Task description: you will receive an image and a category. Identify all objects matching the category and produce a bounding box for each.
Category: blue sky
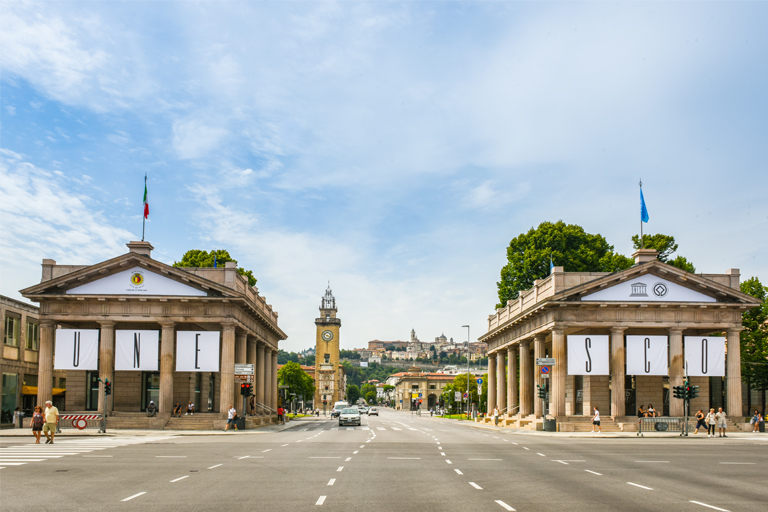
[2,1,767,352]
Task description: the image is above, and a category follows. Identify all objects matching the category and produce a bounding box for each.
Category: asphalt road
[1,409,766,511]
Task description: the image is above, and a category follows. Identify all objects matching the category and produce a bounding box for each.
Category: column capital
[221,322,237,332]
[610,326,626,335]
[98,320,116,328]
[667,327,684,335]
[726,327,744,334]
[39,319,56,327]
[159,321,176,329]
[551,327,565,335]
[533,332,547,342]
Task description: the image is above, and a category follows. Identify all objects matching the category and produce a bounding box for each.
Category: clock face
[321,330,334,342]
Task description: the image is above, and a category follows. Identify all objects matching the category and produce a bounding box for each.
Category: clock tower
[315,284,342,409]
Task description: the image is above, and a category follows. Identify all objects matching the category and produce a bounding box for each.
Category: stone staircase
[106,412,160,430]
[164,412,219,430]
[556,415,624,432]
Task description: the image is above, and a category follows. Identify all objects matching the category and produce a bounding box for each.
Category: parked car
[368,407,378,416]
[339,408,361,426]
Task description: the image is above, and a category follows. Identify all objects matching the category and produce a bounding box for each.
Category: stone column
[550,328,566,417]
[519,341,532,416]
[234,332,247,406]
[668,328,684,417]
[271,349,279,412]
[97,321,115,415]
[496,351,506,414]
[36,321,55,407]
[256,342,266,412]
[533,333,546,418]
[159,322,175,414]
[726,329,743,418]
[246,339,256,415]
[219,323,236,417]
[487,352,497,413]
[610,327,626,417]
[507,345,517,414]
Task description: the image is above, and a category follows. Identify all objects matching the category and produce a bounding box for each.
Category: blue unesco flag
[640,188,649,223]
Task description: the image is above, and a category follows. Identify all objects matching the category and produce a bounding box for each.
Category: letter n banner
[115,330,159,371]
[567,335,609,375]
[176,331,220,372]
[54,329,99,370]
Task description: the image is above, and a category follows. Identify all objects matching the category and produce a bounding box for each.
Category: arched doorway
[428,394,437,409]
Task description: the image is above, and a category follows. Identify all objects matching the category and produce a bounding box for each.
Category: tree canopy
[631,234,695,273]
[346,384,361,404]
[441,372,488,413]
[174,249,257,286]
[740,277,768,393]
[277,361,315,402]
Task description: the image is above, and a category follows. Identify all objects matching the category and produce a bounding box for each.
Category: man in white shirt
[43,400,59,444]
[716,407,727,438]
[225,405,238,431]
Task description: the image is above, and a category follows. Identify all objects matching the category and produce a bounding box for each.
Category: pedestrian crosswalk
[0,436,171,469]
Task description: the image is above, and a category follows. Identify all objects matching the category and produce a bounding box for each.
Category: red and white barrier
[60,414,102,430]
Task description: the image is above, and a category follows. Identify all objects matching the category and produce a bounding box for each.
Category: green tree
[361,384,377,397]
[631,234,695,272]
[364,391,377,404]
[174,249,257,286]
[347,384,361,404]
[740,277,768,396]
[277,361,315,402]
[497,221,632,307]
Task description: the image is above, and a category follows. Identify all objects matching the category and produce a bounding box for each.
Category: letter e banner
[175,331,220,372]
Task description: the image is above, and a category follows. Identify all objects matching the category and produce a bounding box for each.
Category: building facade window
[4,316,20,346]
[1,373,19,423]
[26,322,40,351]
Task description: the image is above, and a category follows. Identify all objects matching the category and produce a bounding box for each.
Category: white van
[331,401,349,418]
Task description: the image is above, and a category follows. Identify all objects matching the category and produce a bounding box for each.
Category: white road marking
[689,501,730,511]
[523,447,529,450]
[438,446,443,450]
[0,459,46,462]
[262,449,271,452]
[345,457,351,461]
[156,456,186,458]
[495,500,516,511]
[635,461,669,463]
[585,470,602,476]
[309,457,341,459]
[282,444,289,447]
[469,458,501,461]
[238,456,250,460]
[537,453,546,457]
[337,466,344,472]
[718,462,754,465]
[469,482,483,490]
[366,440,371,443]
[360,445,365,448]
[207,464,222,469]
[553,460,585,464]
[377,427,386,431]
[362,427,370,430]
[353,451,358,454]
[553,460,569,465]
[511,442,518,445]
[328,479,335,486]
[627,482,653,490]
[170,476,189,483]
[82,455,112,458]
[446,460,452,464]
[441,452,446,456]
[121,492,146,502]
[316,496,326,506]
[296,440,303,443]
[392,427,402,430]
[454,469,463,475]
[388,457,421,459]
[0,462,27,466]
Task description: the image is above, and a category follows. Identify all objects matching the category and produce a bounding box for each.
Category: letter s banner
[567,335,609,375]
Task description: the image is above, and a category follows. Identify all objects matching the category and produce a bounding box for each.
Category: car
[331,401,349,419]
[359,406,369,414]
[368,407,378,416]
[339,408,361,426]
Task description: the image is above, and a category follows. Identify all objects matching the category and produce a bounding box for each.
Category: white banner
[567,335,609,375]
[176,331,220,372]
[626,336,668,376]
[66,266,207,296]
[115,330,159,371]
[54,329,99,370]
[685,336,726,377]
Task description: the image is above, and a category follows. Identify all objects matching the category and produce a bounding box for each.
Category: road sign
[541,374,549,379]
[412,393,419,399]
[478,384,482,394]
[463,393,468,399]
[234,363,255,375]
[234,374,254,384]
[476,378,483,384]
[278,385,290,389]
[540,366,551,375]
[536,358,556,366]
[418,393,423,398]
[454,391,461,401]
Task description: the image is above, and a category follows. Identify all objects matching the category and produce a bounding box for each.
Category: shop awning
[22,386,66,396]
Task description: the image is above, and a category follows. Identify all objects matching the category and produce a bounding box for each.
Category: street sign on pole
[536,358,556,366]
[476,378,483,384]
[234,363,255,375]
[540,366,551,375]
[454,391,461,401]
[478,384,482,394]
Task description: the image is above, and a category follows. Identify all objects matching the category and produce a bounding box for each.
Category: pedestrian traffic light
[240,383,252,396]
[672,385,684,399]
[537,384,547,400]
[104,380,111,396]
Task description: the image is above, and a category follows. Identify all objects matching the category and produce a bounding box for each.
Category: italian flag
[143,181,149,219]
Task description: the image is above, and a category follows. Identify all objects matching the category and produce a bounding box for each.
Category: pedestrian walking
[705,408,717,437]
[31,406,44,443]
[43,400,59,444]
[12,407,22,428]
[591,407,602,433]
[693,409,706,434]
[225,405,238,431]
[277,406,284,425]
[492,406,499,426]
[716,407,727,437]
[750,410,763,432]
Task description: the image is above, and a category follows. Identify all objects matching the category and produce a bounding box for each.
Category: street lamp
[462,325,470,419]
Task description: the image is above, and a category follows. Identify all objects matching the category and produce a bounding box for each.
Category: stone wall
[66,371,86,410]
[584,375,610,416]
[113,372,142,411]
[636,376,663,412]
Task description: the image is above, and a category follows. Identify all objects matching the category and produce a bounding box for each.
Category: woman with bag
[705,408,717,438]
[693,409,706,434]
[31,406,44,444]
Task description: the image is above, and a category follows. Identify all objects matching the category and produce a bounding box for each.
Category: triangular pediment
[582,274,715,302]
[20,253,235,299]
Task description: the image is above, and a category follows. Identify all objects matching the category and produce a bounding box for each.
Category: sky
[1,1,767,353]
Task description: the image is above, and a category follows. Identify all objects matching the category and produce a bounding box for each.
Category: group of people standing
[693,408,729,437]
[29,400,59,444]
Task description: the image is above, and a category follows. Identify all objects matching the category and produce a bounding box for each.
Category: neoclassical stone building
[479,249,760,431]
[20,241,286,428]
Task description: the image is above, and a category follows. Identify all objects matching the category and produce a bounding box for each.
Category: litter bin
[760,420,765,433]
[235,417,246,430]
[543,418,557,432]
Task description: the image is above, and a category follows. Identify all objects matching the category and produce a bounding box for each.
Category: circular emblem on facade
[129,271,145,287]
[321,330,334,342]
[653,282,668,297]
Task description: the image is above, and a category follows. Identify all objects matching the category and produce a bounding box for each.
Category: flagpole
[142,173,147,242]
[639,179,644,249]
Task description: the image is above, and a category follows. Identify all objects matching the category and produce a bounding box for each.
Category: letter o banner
[74,418,88,430]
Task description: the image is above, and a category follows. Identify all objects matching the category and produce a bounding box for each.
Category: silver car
[339,408,361,426]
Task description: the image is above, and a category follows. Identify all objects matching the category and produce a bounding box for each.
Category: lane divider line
[689,501,730,511]
[337,466,344,472]
[469,482,483,490]
[454,469,463,475]
[495,500,516,511]
[121,492,146,502]
[207,464,222,469]
[585,470,602,476]
[170,476,189,483]
[328,479,335,486]
[316,496,326,506]
[626,482,653,490]
[446,460,452,464]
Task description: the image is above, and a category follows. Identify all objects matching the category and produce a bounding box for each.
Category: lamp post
[462,325,470,419]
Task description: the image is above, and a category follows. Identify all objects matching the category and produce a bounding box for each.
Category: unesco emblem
[652,282,668,297]
[129,271,145,287]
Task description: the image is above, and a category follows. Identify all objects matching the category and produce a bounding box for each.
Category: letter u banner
[626,336,668,376]
[115,330,159,371]
[175,331,220,372]
[54,329,99,370]
[684,336,725,377]
[567,335,609,375]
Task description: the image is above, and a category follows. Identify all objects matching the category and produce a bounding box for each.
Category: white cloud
[172,119,229,159]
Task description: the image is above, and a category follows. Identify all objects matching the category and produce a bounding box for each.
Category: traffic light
[104,379,112,396]
[689,385,699,399]
[672,385,684,399]
[537,384,547,400]
[240,383,252,396]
